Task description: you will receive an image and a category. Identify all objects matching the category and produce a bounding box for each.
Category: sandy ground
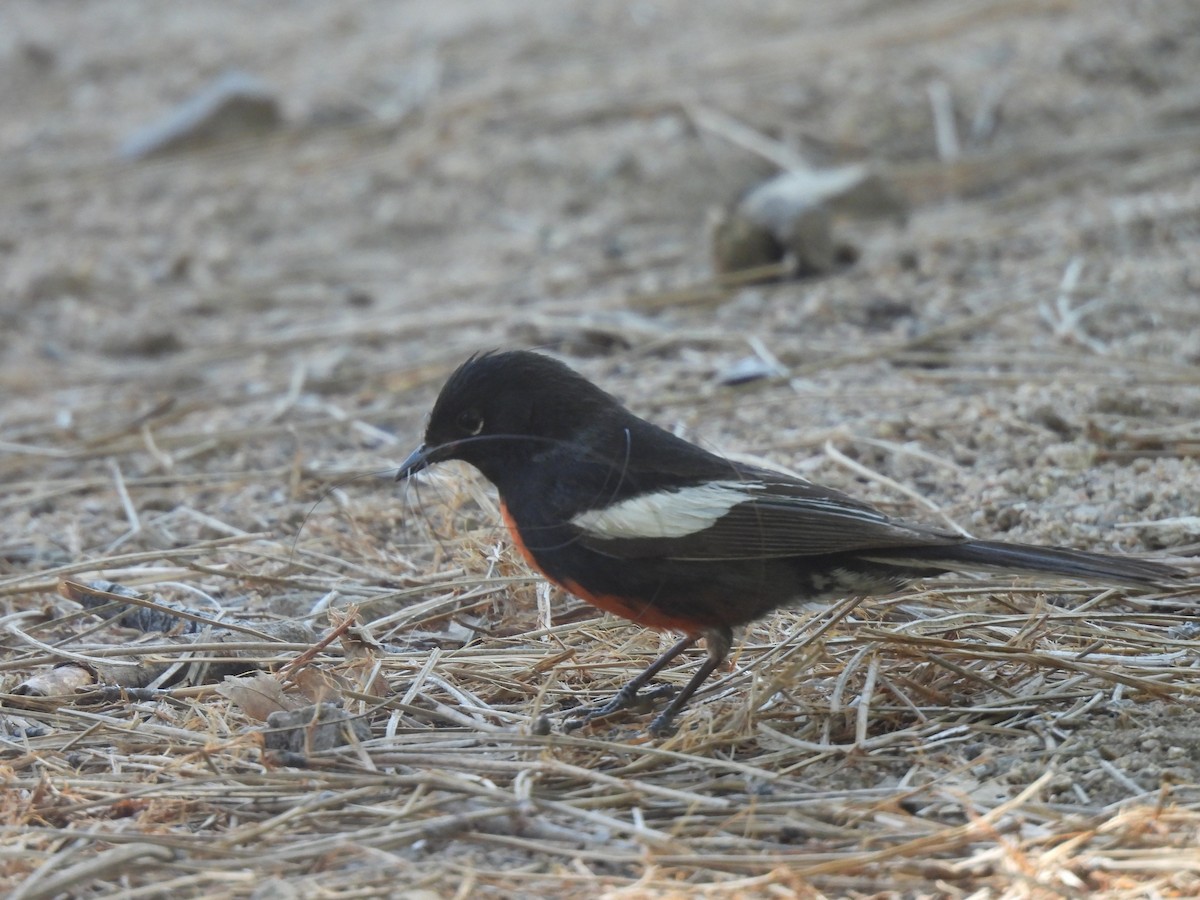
[3,1,1200,896]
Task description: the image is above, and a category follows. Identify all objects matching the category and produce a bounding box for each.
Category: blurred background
[2,0,1200,895]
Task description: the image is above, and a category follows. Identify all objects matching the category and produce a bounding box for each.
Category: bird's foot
[564,683,676,731]
[645,707,681,737]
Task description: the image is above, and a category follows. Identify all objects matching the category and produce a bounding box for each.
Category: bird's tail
[865,540,1184,588]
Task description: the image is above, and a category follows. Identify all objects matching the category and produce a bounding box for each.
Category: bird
[396,350,1185,735]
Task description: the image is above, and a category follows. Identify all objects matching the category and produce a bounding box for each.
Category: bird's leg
[565,635,697,730]
[647,627,731,736]
[566,627,734,735]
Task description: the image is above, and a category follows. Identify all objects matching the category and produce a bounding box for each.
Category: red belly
[499,501,700,635]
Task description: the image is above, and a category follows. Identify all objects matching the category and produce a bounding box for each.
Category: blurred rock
[119,70,283,160]
[710,207,787,274]
[101,328,184,358]
[808,166,908,222]
[23,264,92,304]
[13,664,94,698]
[712,165,906,276]
[263,702,371,754]
[18,40,56,72]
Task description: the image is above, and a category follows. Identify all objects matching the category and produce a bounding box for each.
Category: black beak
[396,444,434,481]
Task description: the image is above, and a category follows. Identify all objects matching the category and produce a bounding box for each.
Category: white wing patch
[571,480,763,540]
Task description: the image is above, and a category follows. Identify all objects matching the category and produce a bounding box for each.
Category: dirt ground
[3,1,1200,897]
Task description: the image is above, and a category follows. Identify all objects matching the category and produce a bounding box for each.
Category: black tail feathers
[867,539,1185,588]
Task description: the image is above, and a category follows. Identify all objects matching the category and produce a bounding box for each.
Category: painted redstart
[397,350,1185,734]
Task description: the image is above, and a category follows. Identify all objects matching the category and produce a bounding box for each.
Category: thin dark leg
[566,626,734,735]
[565,635,697,730]
[647,627,731,736]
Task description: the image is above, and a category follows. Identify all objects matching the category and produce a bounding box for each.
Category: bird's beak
[396,443,434,481]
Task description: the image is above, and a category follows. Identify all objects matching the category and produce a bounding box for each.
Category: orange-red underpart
[499,501,699,635]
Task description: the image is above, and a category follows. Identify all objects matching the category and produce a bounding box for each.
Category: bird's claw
[564,683,677,732]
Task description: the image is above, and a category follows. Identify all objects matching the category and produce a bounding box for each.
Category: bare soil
[3,1,1200,897]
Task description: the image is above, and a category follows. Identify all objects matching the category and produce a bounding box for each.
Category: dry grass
[3,474,1199,897]
[4,0,1200,896]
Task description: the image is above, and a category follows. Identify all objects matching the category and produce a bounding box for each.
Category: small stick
[927,80,960,161]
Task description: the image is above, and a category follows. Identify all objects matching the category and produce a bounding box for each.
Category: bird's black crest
[431,350,620,434]
[439,350,608,406]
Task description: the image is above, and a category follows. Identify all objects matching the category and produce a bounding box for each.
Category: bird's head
[397,350,620,486]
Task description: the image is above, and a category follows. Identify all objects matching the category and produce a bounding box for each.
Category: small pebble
[717,355,787,386]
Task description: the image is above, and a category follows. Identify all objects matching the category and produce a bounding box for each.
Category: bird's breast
[498,500,705,634]
[499,500,543,573]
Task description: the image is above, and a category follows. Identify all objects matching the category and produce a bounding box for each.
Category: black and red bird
[398,350,1185,734]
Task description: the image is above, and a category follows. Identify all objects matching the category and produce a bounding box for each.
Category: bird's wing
[569,472,963,561]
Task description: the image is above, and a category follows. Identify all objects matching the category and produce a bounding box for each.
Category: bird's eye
[456,409,484,436]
